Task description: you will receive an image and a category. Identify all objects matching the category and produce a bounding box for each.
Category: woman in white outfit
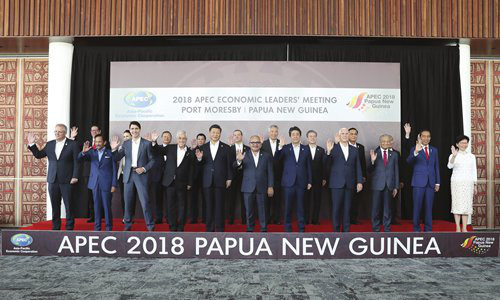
[447,135,477,232]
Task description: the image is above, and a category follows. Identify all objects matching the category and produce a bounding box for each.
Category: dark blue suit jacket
[198,141,233,188]
[235,151,274,194]
[406,146,440,187]
[78,148,118,192]
[277,143,312,189]
[28,139,80,184]
[327,143,363,189]
[369,147,399,191]
[113,138,155,184]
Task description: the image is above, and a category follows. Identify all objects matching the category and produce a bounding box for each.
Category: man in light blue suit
[78,134,117,231]
[111,121,156,231]
[406,130,440,232]
[369,134,399,232]
[326,128,363,232]
[234,135,274,232]
[276,126,312,232]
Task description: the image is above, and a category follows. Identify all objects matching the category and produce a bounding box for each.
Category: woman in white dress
[447,135,477,232]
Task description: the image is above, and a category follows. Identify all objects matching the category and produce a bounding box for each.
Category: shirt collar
[56,138,66,144]
[210,140,220,146]
[132,137,141,144]
[349,142,357,147]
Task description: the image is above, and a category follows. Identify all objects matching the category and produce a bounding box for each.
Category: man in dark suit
[111,121,156,231]
[151,131,171,224]
[227,129,250,225]
[189,133,206,223]
[117,130,138,222]
[195,124,233,232]
[276,126,312,232]
[304,130,327,225]
[261,125,283,224]
[27,124,80,230]
[78,134,117,231]
[369,134,399,232]
[326,128,363,232]
[152,130,194,231]
[348,128,367,225]
[234,135,274,232]
[406,129,440,232]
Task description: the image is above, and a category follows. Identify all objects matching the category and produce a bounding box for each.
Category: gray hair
[176,130,187,139]
[379,134,392,141]
[55,124,68,133]
[268,125,279,131]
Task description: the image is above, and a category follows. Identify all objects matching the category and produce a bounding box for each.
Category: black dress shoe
[275,221,282,225]
[124,226,131,231]
[148,227,155,232]
[87,218,94,223]
[350,220,360,225]
[155,219,163,224]
[242,220,246,225]
[189,220,197,224]
[228,220,234,225]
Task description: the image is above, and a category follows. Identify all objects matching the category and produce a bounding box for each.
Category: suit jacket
[351,143,367,179]
[327,143,363,189]
[369,147,399,191]
[153,144,194,188]
[234,151,274,194]
[149,144,167,183]
[113,138,155,184]
[198,141,233,188]
[78,148,117,192]
[28,139,80,184]
[406,145,440,187]
[308,145,327,186]
[261,139,283,184]
[277,143,312,189]
[229,144,250,181]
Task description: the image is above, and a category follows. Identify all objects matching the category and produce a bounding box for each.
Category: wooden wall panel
[0,0,498,38]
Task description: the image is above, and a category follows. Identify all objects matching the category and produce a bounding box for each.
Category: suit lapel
[137,138,143,161]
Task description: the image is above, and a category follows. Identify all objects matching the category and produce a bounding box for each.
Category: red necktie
[424,146,429,160]
[92,140,96,149]
[383,150,388,166]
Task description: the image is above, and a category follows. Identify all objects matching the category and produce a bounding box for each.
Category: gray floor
[1,235,500,299]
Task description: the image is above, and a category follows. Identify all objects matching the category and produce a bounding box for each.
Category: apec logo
[124,91,156,108]
[10,233,33,247]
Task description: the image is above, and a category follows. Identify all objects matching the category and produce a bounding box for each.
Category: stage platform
[22,218,473,232]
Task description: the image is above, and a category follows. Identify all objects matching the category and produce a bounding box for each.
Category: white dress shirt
[55,138,66,160]
[131,138,141,167]
[210,140,220,161]
[234,142,243,153]
[162,143,168,161]
[270,139,277,156]
[252,151,260,167]
[340,143,349,161]
[293,144,301,162]
[309,144,316,160]
[177,146,187,167]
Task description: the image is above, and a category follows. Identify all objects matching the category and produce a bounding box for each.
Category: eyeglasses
[250,141,261,144]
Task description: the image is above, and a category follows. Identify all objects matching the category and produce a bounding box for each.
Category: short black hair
[288,126,302,137]
[123,130,131,134]
[419,129,431,135]
[348,128,358,134]
[162,131,172,137]
[94,133,104,141]
[233,129,243,135]
[129,121,141,129]
[306,130,317,137]
[197,133,206,140]
[209,124,222,132]
[90,124,101,130]
[455,134,470,144]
